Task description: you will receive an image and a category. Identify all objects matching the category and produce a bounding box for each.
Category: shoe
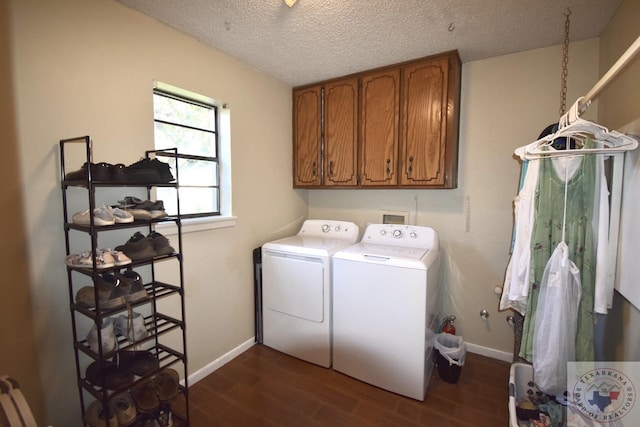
[72,206,116,226]
[155,368,180,402]
[113,392,137,426]
[134,200,168,219]
[65,250,116,270]
[118,350,159,376]
[130,378,160,414]
[86,318,117,355]
[115,197,167,220]
[115,232,156,261]
[158,407,174,427]
[115,269,148,302]
[114,309,148,342]
[65,162,112,182]
[126,158,174,183]
[118,196,144,206]
[99,272,127,309]
[75,283,111,309]
[104,249,132,266]
[111,207,134,223]
[124,208,153,221]
[148,231,175,256]
[109,163,128,182]
[84,399,119,427]
[124,168,162,183]
[85,361,134,390]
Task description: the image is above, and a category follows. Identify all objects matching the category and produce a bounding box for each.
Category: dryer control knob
[322,224,330,233]
[379,230,386,236]
[335,225,342,232]
[410,232,417,239]
[392,229,402,239]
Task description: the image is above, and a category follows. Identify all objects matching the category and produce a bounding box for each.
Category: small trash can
[434,333,466,383]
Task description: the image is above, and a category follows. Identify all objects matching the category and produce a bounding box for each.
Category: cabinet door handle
[386,158,391,176]
[312,161,317,176]
[329,160,334,176]
[408,155,414,174]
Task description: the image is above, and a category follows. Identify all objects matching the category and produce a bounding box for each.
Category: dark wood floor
[181,344,511,426]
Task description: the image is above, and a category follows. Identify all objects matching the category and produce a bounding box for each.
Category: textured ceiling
[114,0,622,87]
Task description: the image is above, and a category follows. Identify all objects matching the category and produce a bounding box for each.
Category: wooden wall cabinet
[293,86,322,186]
[399,56,460,188]
[324,78,359,187]
[293,50,461,189]
[359,69,400,187]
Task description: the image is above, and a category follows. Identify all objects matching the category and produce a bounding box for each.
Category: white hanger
[515,97,638,159]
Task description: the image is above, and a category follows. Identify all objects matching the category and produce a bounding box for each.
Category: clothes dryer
[332,224,441,400]
[262,219,359,367]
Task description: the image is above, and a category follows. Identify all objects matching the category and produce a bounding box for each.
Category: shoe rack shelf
[59,136,190,426]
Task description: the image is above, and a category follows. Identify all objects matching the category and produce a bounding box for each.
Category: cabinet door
[324,78,358,186]
[400,57,456,187]
[359,69,400,186]
[293,86,322,187]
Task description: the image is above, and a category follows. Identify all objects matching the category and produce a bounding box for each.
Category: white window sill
[155,215,237,236]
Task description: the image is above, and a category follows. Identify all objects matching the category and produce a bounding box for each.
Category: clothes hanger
[515,97,638,159]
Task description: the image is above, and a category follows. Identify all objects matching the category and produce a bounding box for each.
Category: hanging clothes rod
[579,35,640,114]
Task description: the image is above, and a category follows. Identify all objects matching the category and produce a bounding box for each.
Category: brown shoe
[130,378,160,413]
[155,368,180,402]
[113,392,137,426]
[84,399,118,427]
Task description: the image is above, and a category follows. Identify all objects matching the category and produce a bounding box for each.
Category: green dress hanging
[519,141,597,362]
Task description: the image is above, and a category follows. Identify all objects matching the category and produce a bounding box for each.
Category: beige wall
[8,0,635,424]
[0,0,44,423]
[309,39,601,357]
[598,0,640,361]
[10,0,305,424]
[599,0,640,130]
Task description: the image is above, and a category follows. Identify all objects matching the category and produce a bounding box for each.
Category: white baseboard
[187,337,256,386]
[466,342,513,363]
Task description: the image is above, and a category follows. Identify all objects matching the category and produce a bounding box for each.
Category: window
[152,82,234,231]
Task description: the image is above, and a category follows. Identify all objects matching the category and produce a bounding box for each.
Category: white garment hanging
[532,240,582,395]
[532,162,581,396]
[501,151,611,315]
[500,160,540,314]
[509,98,637,315]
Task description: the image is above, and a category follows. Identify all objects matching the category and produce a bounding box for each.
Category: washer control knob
[410,232,417,239]
[322,224,330,233]
[392,229,402,239]
[380,230,386,236]
[335,225,341,232]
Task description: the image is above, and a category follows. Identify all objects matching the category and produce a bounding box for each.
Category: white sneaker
[110,206,134,224]
[72,206,116,226]
[114,311,148,342]
[86,318,117,355]
[65,250,116,270]
[101,249,132,266]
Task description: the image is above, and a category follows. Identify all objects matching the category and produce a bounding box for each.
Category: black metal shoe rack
[60,136,190,426]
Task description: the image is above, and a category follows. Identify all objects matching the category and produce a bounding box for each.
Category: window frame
[152,81,236,234]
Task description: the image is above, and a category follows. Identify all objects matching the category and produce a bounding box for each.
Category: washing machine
[262,219,359,367]
[332,223,441,400]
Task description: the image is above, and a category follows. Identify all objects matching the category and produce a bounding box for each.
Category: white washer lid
[336,241,429,260]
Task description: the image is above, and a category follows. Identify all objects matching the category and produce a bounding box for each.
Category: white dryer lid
[262,219,360,257]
